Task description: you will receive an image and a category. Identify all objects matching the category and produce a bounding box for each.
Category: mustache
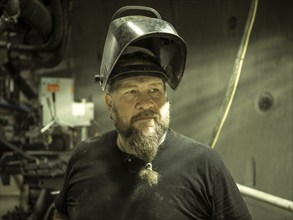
[131,110,159,123]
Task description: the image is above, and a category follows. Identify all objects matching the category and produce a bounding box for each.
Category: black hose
[0,0,63,52]
[6,0,20,17]
[20,0,53,41]
[32,0,71,68]
[0,0,20,34]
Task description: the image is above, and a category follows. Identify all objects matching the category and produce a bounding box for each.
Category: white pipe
[237,183,293,212]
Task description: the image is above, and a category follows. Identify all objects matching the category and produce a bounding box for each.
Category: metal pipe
[237,183,293,212]
[0,136,37,161]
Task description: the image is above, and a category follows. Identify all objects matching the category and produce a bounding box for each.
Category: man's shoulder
[69,130,117,162]
[167,129,227,172]
[82,130,117,146]
[167,129,211,150]
[166,129,220,159]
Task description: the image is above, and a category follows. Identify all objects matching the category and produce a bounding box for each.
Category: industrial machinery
[0,0,83,219]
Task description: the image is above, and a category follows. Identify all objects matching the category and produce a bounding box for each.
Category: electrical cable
[210,0,258,148]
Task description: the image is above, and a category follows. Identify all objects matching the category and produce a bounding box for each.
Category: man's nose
[136,93,154,110]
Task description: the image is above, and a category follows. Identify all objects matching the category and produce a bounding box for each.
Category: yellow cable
[211,0,258,148]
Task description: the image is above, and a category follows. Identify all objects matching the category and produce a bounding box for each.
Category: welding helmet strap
[111,5,162,21]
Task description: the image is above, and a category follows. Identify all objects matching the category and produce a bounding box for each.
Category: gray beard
[113,108,169,162]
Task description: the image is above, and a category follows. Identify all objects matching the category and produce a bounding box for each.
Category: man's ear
[104,94,112,110]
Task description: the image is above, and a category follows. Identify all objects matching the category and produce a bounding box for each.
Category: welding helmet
[95,6,187,91]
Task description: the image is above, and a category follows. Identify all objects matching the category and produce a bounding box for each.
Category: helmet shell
[95,6,187,91]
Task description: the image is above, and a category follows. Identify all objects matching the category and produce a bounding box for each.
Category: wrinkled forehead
[110,75,166,91]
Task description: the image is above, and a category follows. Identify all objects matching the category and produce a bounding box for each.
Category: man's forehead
[115,76,165,88]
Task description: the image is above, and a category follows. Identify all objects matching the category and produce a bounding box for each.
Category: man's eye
[149,88,160,93]
[149,88,163,97]
[125,90,137,95]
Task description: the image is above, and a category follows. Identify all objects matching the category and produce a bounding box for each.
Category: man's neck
[116,135,136,155]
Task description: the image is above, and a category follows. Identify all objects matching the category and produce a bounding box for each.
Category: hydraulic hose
[0,0,71,68]
[31,0,71,68]
[0,0,20,34]
[0,0,62,52]
[6,0,20,17]
[20,0,53,41]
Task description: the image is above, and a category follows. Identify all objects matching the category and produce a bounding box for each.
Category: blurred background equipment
[0,0,94,219]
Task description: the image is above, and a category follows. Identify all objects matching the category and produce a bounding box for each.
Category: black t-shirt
[55,129,252,220]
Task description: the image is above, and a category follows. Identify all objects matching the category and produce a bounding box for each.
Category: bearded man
[54,6,252,220]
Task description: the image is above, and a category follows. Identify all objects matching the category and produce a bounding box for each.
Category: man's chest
[66,168,211,220]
